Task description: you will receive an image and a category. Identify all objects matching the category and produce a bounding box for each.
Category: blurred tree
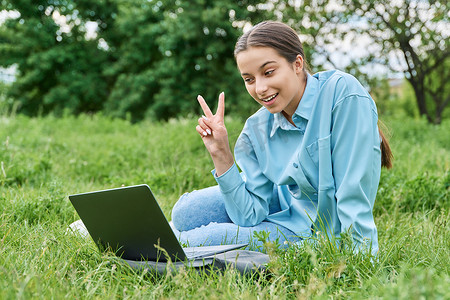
[0,0,114,115]
[0,0,269,121]
[99,0,167,121]
[148,0,266,121]
[102,0,268,121]
[276,0,449,124]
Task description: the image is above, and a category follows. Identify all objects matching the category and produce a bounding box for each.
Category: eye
[244,77,254,84]
[265,69,274,76]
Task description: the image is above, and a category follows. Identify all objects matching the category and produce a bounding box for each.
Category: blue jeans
[170,185,301,248]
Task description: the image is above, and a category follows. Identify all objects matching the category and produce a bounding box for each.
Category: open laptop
[68,184,247,262]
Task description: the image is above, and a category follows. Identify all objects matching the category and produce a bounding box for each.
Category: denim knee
[171,186,231,231]
[171,192,191,231]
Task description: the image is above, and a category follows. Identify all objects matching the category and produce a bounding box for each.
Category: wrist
[210,147,232,158]
[210,151,234,177]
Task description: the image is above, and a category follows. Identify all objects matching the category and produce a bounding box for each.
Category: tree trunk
[434,95,450,125]
[407,77,433,123]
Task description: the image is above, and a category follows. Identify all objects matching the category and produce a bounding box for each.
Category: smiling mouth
[261,93,278,102]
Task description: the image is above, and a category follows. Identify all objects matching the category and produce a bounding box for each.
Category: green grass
[0,113,449,299]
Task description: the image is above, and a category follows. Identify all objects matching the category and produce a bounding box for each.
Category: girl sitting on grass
[170,21,392,255]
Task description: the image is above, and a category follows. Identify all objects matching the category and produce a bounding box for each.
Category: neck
[282,73,308,126]
[282,111,294,126]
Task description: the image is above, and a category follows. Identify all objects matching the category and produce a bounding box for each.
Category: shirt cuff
[211,163,243,193]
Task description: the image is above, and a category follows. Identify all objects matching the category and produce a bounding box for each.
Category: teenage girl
[170,21,392,254]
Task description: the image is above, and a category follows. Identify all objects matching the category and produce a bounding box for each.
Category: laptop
[68,184,247,262]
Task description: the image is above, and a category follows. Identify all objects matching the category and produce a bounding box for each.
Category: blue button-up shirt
[214,70,381,254]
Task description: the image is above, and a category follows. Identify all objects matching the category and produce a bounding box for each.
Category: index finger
[197,95,213,118]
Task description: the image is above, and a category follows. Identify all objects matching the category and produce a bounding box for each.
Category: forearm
[210,149,234,176]
[213,163,271,226]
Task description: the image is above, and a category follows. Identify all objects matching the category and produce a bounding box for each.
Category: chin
[266,107,282,114]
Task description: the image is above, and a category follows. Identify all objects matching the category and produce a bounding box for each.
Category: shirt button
[293,162,298,168]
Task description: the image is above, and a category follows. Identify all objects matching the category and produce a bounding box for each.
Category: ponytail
[378,121,393,169]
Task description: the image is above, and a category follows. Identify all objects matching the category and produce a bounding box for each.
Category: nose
[255,78,268,97]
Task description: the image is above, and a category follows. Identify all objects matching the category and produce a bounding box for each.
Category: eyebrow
[241,60,277,76]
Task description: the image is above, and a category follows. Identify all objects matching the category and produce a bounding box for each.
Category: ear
[293,54,304,74]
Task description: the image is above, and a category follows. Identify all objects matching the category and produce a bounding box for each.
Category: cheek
[245,85,257,98]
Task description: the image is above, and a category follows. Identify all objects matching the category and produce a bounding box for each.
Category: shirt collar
[270,73,318,137]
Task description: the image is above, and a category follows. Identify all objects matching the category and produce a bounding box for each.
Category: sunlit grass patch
[0,114,448,298]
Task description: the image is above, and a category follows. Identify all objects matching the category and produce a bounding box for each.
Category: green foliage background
[0,0,270,121]
[0,113,448,298]
[0,0,449,298]
[1,0,448,122]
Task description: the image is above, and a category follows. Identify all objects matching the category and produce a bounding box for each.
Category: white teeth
[261,94,277,102]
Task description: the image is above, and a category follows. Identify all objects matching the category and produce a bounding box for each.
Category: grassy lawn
[0,113,448,299]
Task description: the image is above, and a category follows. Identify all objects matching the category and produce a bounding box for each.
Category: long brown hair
[234,21,393,168]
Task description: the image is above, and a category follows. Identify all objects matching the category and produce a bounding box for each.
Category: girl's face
[236,46,306,122]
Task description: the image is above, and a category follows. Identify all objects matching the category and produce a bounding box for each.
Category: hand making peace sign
[196,92,234,176]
